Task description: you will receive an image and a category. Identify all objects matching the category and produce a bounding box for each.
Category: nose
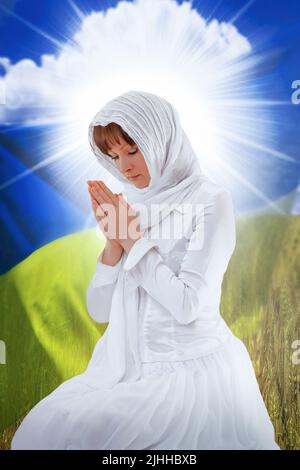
[119,155,134,176]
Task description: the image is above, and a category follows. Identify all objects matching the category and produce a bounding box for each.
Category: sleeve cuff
[92,250,123,287]
[124,237,159,271]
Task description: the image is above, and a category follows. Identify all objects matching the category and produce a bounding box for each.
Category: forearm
[100,240,124,266]
[126,243,202,325]
[87,241,123,322]
[86,282,114,323]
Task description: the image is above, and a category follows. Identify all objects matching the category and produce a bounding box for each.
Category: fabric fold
[10,91,280,451]
[92,250,123,287]
[86,90,209,385]
[123,237,159,271]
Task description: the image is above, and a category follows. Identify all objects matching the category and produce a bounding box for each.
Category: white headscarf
[82,91,209,389]
[88,90,208,232]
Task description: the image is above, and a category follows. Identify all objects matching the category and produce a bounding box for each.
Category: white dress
[11,182,280,450]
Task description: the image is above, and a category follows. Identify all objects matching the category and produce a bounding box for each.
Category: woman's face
[107,136,151,188]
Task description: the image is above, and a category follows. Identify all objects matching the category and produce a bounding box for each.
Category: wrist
[120,235,142,254]
[107,239,122,249]
[100,239,124,265]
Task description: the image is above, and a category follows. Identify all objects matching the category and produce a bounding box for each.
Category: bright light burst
[0,0,298,216]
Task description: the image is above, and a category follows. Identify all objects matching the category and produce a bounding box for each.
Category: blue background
[0,0,300,273]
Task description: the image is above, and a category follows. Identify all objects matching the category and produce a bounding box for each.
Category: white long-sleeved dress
[11,181,280,450]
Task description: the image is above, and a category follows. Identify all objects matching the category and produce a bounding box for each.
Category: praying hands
[87,180,142,255]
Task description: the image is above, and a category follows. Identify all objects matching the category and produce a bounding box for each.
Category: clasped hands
[87,180,142,254]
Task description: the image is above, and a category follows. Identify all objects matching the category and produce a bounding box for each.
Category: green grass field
[0,214,299,450]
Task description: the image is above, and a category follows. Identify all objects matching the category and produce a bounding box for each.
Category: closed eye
[110,149,138,160]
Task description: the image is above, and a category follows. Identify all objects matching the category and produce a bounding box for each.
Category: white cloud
[0,0,251,124]
[2,0,291,214]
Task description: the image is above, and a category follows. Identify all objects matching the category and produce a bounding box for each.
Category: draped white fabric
[11,91,280,450]
[84,90,213,387]
[87,90,208,232]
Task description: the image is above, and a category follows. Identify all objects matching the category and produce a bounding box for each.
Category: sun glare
[0,0,299,215]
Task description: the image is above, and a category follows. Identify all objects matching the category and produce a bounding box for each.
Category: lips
[128,174,140,180]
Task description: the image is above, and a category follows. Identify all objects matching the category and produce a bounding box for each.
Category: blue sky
[0,0,299,272]
[1,0,299,195]
[1,0,299,87]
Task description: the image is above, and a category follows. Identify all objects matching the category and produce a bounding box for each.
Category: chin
[135,180,148,188]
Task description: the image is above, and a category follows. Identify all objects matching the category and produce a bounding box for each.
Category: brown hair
[93,122,136,157]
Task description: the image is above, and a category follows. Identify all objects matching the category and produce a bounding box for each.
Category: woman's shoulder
[193,179,233,210]
[187,182,234,233]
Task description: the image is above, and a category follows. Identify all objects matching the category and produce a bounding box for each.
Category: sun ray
[214,156,287,215]
[0,0,297,216]
[214,100,292,107]
[0,142,83,191]
[57,153,95,199]
[203,0,224,23]
[83,210,97,230]
[0,3,63,50]
[215,127,299,165]
[67,0,85,22]
[228,0,257,25]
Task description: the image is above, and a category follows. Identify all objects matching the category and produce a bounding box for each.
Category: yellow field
[1,214,299,449]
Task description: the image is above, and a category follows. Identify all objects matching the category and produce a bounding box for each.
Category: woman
[11,90,280,450]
